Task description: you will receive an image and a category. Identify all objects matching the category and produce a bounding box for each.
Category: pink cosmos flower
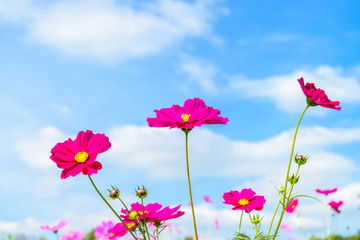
[147,98,229,129]
[61,230,84,240]
[298,77,341,110]
[94,221,118,240]
[50,130,111,179]
[41,220,68,233]
[329,200,343,213]
[111,202,185,237]
[280,223,292,233]
[315,188,337,196]
[202,196,213,204]
[286,198,299,213]
[223,188,266,213]
[214,218,219,230]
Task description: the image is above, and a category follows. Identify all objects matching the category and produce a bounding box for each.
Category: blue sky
[0,0,359,240]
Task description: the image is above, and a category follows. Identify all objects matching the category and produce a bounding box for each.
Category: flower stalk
[271,105,308,239]
[183,129,199,240]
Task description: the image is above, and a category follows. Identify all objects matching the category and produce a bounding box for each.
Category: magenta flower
[315,188,337,196]
[94,221,118,240]
[50,130,111,179]
[111,202,185,237]
[214,218,219,230]
[298,77,341,110]
[286,198,299,213]
[280,223,292,233]
[41,220,68,233]
[61,230,84,240]
[223,188,266,213]
[329,200,343,213]
[202,196,213,204]
[147,98,229,129]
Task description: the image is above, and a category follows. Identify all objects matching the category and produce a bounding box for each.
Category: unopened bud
[287,174,300,184]
[294,155,308,165]
[251,214,261,224]
[279,186,285,193]
[136,186,148,199]
[108,188,120,199]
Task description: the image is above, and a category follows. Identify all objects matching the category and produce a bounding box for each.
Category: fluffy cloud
[228,65,360,113]
[107,125,359,185]
[14,126,66,170]
[177,59,360,113]
[181,58,219,95]
[0,0,223,61]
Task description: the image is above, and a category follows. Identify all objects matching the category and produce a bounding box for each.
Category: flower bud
[294,155,308,165]
[136,186,148,199]
[287,174,300,184]
[251,214,261,224]
[279,186,285,193]
[108,187,120,199]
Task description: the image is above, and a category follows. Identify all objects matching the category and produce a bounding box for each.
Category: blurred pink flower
[202,196,213,204]
[298,77,341,110]
[214,218,219,230]
[41,220,68,233]
[111,202,184,237]
[50,130,111,179]
[286,198,299,213]
[94,221,118,240]
[147,98,229,129]
[61,230,84,240]
[315,188,337,196]
[223,188,266,213]
[280,223,292,233]
[329,200,343,213]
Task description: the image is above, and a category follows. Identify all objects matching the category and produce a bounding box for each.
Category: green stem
[238,210,244,235]
[285,165,301,207]
[266,197,282,239]
[184,130,199,240]
[88,176,138,240]
[55,232,59,240]
[271,105,308,239]
[141,198,151,240]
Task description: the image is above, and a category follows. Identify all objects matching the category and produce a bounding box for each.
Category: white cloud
[0,218,42,235]
[14,126,66,170]
[106,125,359,194]
[0,0,223,61]
[227,65,360,113]
[181,58,219,95]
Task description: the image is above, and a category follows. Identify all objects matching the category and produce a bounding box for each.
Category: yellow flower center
[238,198,249,206]
[181,114,190,123]
[129,210,139,220]
[127,223,136,228]
[70,235,74,239]
[139,210,148,215]
[109,233,114,238]
[291,205,296,209]
[74,151,89,163]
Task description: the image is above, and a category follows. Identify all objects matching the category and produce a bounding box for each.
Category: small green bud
[294,154,308,165]
[279,186,285,193]
[287,174,300,184]
[251,214,261,224]
[136,186,148,199]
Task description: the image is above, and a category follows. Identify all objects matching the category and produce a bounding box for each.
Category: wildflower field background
[0,0,359,240]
